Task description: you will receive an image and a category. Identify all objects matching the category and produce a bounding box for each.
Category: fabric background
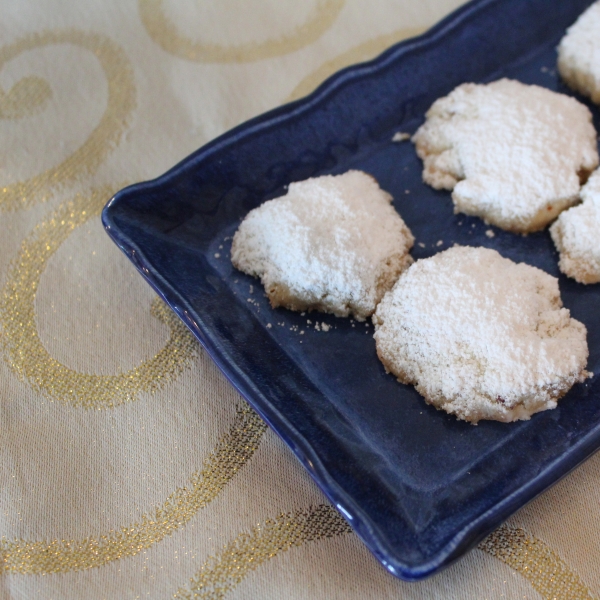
[0,1,598,598]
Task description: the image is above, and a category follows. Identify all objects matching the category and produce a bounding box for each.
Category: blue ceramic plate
[103,0,600,581]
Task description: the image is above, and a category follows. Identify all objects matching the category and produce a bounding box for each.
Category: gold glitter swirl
[0,186,198,409]
[0,75,52,119]
[172,514,597,599]
[138,0,345,63]
[1,404,266,574]
[0,30,135,212]
[173,504,352,599]
[479,524,597,600]
[287,27,424,102]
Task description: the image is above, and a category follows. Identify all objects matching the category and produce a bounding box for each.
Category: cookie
[558,1,600,105]
[412,79,598,233]
[231,170,414,320]
[373,246,590,423]
[550,168,600,284]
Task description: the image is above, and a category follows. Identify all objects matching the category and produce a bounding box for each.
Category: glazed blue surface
[103,0,600,581]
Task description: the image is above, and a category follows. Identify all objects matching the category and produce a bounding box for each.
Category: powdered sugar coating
[551,169,600,284]
[373,246,590,423]
[231,171,414,320]
[558,1,600,105]
[412,79,598,233]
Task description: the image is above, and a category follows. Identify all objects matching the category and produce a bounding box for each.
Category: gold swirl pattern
[287,27,425,102]
[173,504,352,599]
[0,186,198,409]
[479,524,597,600]
[172,511,597,599]
[0,404,266,574]
[0,75,52,119]
[138,0,345,63]
[0,31,135,212]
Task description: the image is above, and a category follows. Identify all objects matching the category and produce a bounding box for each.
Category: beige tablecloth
[1,1,599,598]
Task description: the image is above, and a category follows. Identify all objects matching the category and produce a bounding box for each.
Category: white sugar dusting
[550,168,600,283]
[231,170,414,320]
[373,246,590,423]
[412,79,598,232]
[558,1,600,105]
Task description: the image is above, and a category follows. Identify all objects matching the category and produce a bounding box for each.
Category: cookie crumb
[485,229,495,238]
[392,132,411,142]
[321,323,331,332]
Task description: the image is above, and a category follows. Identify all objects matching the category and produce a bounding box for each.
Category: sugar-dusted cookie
[412,79,598,233]
[558,1,600,105]
[551,168,600,284]
[373,246,590,423]
[231,170,414,320]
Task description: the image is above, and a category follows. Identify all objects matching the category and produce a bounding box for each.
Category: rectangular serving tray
[103,0,600,580]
